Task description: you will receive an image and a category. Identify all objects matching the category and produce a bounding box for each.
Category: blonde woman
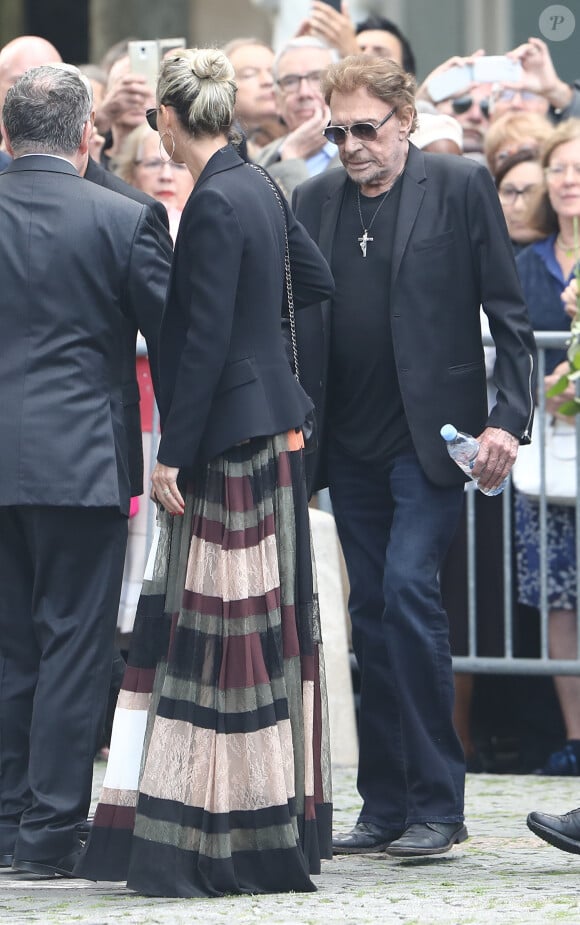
[77,47,334,897]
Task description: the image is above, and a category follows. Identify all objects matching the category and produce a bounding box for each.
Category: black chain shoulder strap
[247,163,301,382]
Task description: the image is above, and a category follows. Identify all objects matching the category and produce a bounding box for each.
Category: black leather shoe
[527,808,580,854]
[12,847,81,879]
[332,821,402,854]
[0,854,13,868]
[385,822,468,857]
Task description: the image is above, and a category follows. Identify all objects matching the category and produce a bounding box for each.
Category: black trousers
[328,446,465,829]
[0,506,127,861]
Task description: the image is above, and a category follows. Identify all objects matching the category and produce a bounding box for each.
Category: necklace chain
[556,235,577,257]
[355,180,400,257]
[356,185,392,236]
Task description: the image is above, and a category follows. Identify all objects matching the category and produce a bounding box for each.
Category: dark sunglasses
[323,107,397,145]
[146,108,158,132]
[451,95,490,118]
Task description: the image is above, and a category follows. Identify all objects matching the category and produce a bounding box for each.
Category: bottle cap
[440,424,458,442]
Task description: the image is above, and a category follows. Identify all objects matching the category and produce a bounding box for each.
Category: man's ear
[1,123,14,157]
[397,105,416,139]
[79,118,93,156]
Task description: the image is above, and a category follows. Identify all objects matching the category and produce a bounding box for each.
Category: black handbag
[248,164,318,456]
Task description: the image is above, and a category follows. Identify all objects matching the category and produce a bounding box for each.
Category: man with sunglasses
[292,55,536,859]
[502,36,580,126]
[435,82,492,159]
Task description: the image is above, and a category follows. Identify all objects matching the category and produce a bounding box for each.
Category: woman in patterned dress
[76,46,334,897]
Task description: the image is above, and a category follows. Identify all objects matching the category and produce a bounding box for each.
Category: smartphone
[472,55,522,84]
[317,0,342,10]
[427,65,472,103]
[158,37,187,60]
[128,40,160,89]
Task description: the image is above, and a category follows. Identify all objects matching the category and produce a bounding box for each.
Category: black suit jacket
[84,157,172,493]
[292,144,536,491]
[84,156,171,235]
[156,144,334,470]
[0,155,170,513]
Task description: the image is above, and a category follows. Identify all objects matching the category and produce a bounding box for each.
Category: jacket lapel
[318,170,347,264]
[317,172,347,330]
[391,143,426,288]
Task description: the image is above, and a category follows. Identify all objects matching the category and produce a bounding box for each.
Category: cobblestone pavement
[2,763,580,924]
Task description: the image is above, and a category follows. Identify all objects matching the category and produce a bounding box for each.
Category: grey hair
[273,36,340,80]
[49,62,94,108]
[3,64,92,156]
[157,47,236,137]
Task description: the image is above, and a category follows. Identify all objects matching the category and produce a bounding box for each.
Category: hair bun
[191,49,233,83]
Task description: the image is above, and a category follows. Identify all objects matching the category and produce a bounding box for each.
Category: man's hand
[471,426,519,492]
[279,104,330,160]
[305,2,359,58]
[505,36,573,110]
[416,49,485,102]
[151,462,185,515]
[98,73,155,125]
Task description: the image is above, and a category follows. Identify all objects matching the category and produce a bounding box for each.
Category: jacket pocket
[413,230,454,252]
[215,357,257,395]
[448,360,484,375]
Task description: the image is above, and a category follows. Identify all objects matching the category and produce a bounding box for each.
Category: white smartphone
[427,65,472,103]
[472,56,522,84]
[128,40,160,89]
[158,37,187,60]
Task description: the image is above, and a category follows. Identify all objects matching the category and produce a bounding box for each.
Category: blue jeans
[328,446,465,829]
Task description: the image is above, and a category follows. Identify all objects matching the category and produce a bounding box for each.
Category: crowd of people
[0,0,579,898]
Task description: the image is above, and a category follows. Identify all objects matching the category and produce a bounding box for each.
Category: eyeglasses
[451,95,490,118]
[494,89,542,104]
[323,108,397,146]
[497,183,540,205]
[545,163,580,181]
[276,69,326,95]
[146,108,158,131]
[135,158,188,172]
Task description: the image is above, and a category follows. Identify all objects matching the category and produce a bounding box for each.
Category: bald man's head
[0,35,61,115]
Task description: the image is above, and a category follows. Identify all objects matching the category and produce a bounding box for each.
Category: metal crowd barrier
[139,332,580,677]
[453,331,580,676]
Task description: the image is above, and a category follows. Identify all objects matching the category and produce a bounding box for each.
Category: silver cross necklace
[356,186,393,257]
[356,184,394,257]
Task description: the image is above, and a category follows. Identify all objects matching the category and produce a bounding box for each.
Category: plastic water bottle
[440,424,507,497]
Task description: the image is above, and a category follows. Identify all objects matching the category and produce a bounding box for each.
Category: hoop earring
[159,131,175,162]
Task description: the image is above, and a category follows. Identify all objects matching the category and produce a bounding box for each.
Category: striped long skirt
[76,430,332,897]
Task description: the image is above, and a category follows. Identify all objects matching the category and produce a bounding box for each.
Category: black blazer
[292,144,536,491]
[84,156,173,493]
[84,156,171,235]
[156,144,334,470]
[0,155,170,513]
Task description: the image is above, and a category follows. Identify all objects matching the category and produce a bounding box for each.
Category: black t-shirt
[328,175,413,467]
